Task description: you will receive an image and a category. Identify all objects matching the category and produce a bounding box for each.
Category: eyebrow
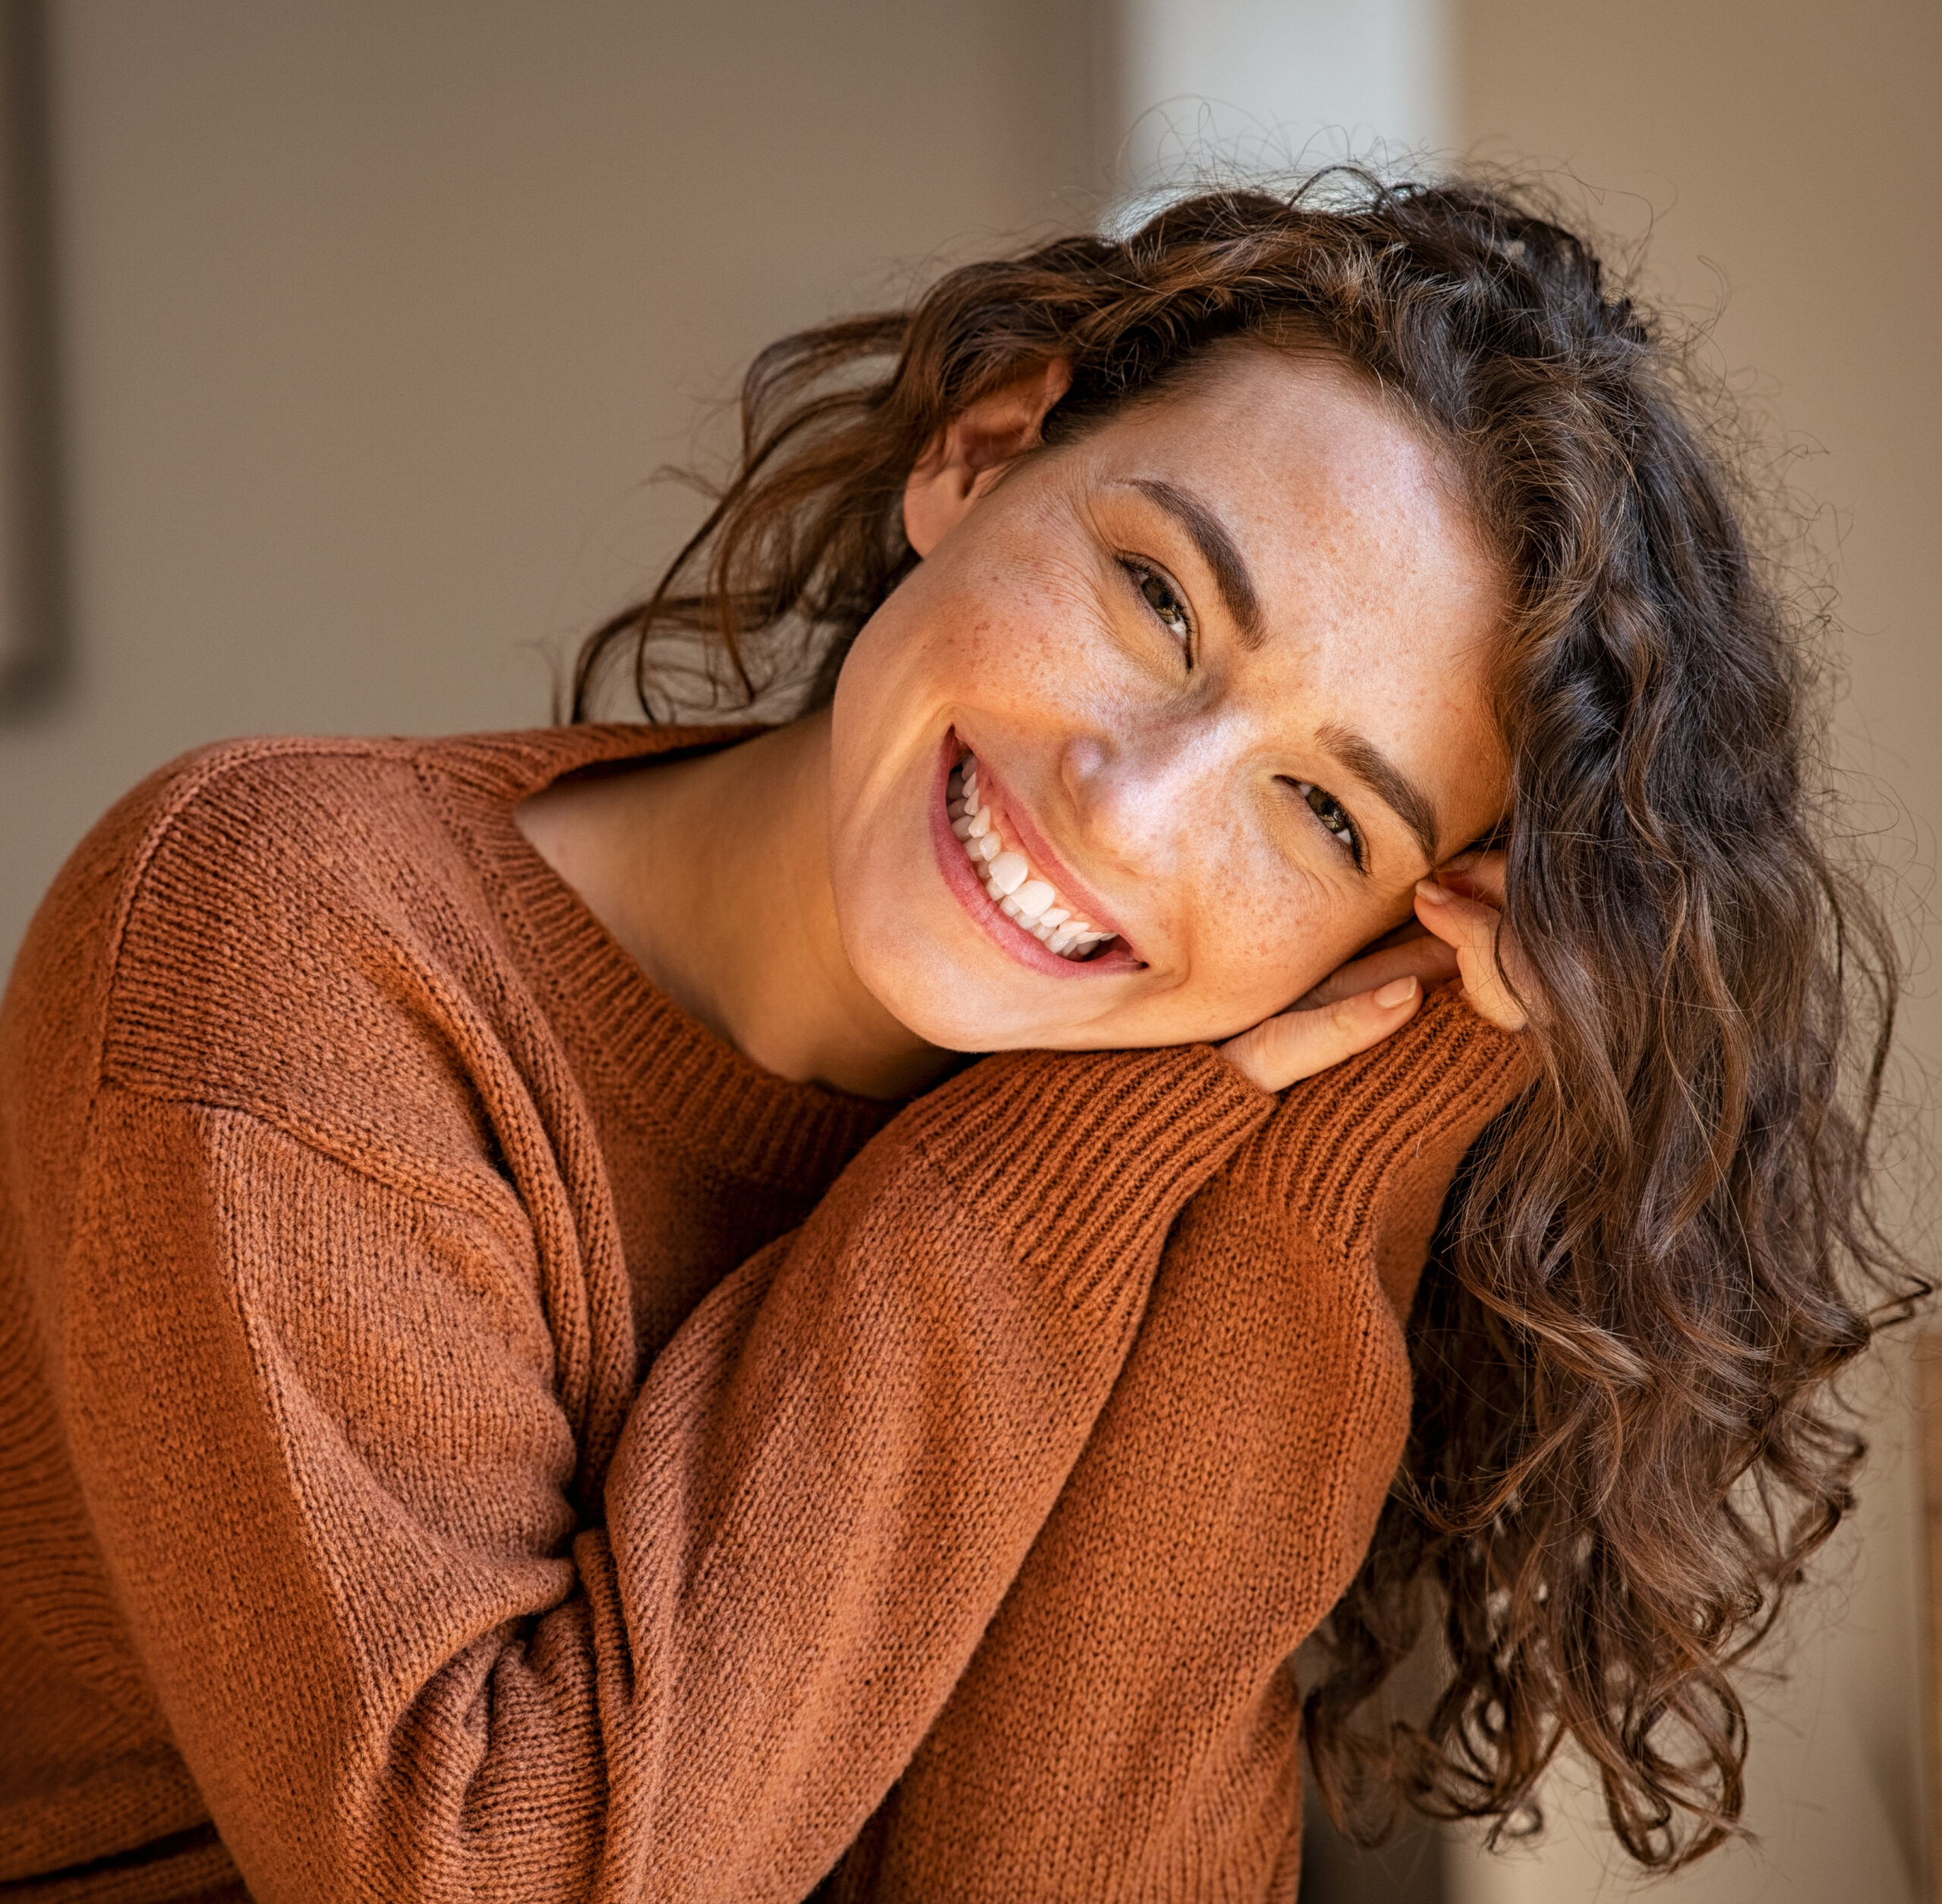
[1126,478,1266,649]
[1317,721,1444,866]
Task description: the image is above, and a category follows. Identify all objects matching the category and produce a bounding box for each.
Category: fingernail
[1414,878,1450,905]
[1375,976,1418,1007]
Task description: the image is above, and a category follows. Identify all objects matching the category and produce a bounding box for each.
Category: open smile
[929,730,1142,975]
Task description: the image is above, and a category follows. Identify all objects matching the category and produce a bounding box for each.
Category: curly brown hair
[570,172,1919,1871]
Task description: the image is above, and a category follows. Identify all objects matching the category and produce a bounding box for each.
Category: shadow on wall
[0,0,63,719]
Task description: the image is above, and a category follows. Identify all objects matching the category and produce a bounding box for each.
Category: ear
[902,358,1073,557]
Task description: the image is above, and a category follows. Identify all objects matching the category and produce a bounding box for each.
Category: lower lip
[930,730,1141,977]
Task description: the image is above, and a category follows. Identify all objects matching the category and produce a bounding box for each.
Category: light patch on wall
[1105,0,1452,206]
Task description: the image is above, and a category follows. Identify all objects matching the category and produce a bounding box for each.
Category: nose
[1058,722,1222,878]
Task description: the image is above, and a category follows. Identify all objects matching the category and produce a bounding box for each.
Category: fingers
[1432,847,1507,907]
[1219,974,1423,1094]
[1222,845,1523,1093]
[1413,878,1529,1031]
[1362,916,1435,954]
[1294,932,1460,1010]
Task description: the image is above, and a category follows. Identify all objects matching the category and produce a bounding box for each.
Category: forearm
[64,1048,1270,1904]
[819,991,1529,1902]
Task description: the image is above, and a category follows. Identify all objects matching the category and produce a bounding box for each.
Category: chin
[852,950,1023,1054]
[840,924,1071,1054]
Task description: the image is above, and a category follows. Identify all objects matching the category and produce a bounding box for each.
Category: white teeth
[1011,878,1054,922]
[987,851,1029,897]
[952,751,1118,963]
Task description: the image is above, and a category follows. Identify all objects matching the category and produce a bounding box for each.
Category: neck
[520,711,951,1100]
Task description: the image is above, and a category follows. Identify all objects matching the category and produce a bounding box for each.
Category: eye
[1292,780,1364,868]
[1121,559,1193,655]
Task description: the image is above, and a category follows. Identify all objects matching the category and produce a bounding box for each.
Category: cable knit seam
[58,1098,402,1894]
[66,1095,586,1735]
[1112,1246,1409,1902]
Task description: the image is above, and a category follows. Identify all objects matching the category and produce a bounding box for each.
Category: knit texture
[0,724,1527,1902]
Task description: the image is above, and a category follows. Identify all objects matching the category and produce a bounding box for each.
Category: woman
[0,176,1909,1902]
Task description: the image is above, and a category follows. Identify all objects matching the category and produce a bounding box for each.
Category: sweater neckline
[426,723,902,1194]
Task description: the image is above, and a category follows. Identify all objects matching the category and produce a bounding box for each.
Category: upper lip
[960,744,1137,957]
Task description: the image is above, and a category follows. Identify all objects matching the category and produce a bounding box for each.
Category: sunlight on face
[827,344,1510,1054]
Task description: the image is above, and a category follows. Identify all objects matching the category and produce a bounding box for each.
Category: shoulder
[4,734,538,1190]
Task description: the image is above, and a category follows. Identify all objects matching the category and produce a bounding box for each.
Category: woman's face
[827,345,1510,1054]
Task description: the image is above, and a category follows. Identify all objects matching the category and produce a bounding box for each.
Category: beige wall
[1449,3,1940,1899]
[0,0,1095,966]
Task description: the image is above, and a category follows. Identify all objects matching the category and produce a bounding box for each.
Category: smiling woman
[529,343,1514,1098]
[0,174,1915,1903]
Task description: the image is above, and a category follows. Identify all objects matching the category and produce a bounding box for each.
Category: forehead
[1084,344,1492,605]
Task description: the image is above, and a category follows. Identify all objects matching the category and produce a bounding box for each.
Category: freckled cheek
[1175,849,1377,1007]
[933,567,1120,718]
[1175,850,1299,980]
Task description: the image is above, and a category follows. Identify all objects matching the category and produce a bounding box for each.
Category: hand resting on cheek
[1218,848,1529,1092]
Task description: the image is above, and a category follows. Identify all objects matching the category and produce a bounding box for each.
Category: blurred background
[0,2,1934,1899]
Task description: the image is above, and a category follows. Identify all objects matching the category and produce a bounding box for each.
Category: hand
[1217,850,1528,1093]
[1409,849,1530,1033]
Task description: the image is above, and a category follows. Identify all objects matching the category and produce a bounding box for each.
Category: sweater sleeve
[816,987,1532,1903]
[55,1043,1270,1904]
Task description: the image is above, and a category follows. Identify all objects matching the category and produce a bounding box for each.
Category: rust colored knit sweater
[0,724,1524,1903]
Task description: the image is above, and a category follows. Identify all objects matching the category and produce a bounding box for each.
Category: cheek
[937,536,1132,713]
[840,548,1102,765]
[1177,836,1388,1016]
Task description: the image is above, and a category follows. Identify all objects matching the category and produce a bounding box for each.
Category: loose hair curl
[572,173,1918,1870]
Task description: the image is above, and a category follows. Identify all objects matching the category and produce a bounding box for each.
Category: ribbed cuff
[1251,984,1532,1250]
[899,1043,1273,1309]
